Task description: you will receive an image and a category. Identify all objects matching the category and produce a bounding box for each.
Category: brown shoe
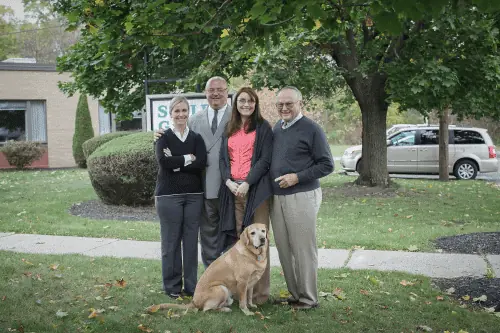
[291,301,319,310]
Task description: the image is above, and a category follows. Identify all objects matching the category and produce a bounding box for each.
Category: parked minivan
[340,126,498,179]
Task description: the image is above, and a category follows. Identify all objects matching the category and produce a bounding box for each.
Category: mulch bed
[69,200,158,222]
[433,232,500,255]
[433,277,500,312]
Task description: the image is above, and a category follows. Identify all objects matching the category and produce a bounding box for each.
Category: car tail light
[489,146,497,159]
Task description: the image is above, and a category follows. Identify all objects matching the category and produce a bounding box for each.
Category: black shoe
[272,296,300,305]
[291,301,319,310]
[166,292,181,299]
[181,290,194,297]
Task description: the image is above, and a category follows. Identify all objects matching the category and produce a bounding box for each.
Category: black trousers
[155,193,203,294]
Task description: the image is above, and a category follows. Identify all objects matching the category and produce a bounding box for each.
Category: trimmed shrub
[82,131,134,159]
[1,140,45,169]
[72,94,94,168]
[87,131,157,206]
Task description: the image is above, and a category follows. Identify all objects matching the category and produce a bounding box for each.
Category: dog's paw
[219,307,232,312]
[241,308,255,316]
[248,303,257,309]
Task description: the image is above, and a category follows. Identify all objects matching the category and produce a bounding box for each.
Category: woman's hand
[163,148,172,157]
[235,182,249,198]
[226,179,239,195]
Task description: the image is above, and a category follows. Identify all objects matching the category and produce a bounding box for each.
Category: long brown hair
[225,87,263,137]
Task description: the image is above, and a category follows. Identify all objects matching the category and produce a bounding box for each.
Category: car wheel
[356,159,363,174]
[453,159,478,180]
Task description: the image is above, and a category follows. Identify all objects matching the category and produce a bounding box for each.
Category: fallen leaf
[408,245,419,252]
[388,228,393,232]
[35,273,42,281]
[473,295,487,302]
[49,264,59,270]
[95,296,103,301]
[333,287,346,300]
[406,215,413,219]
[55,310,68,318]
[104,296,113,300]
[425,301,432,305]
[462,295,470,301]
[279,290,291,298]
[319,291,330,297]
[457,330,469,333]
[436,296,444,301]
[138,324,153,332]
[445,287,455,295]
[410,292,419,298]
[35,299,42,305]
[115,278,127,288]
[23,272,32,277]
[360,289,370,296]
[21,258,34,266]
[2,296,6,301]
[367,276,382,286]
[400,280,415,286]
[416,325,433,332]
[108,306,119,311]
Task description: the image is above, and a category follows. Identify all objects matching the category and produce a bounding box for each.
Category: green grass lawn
[1,250,498,333]
[1,169,499,252]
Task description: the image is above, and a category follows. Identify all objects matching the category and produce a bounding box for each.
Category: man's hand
[226,179,239,195]
[154,129,165,142]
[190,154,196,162]
[275,173,299,188]
[235,182,249,198]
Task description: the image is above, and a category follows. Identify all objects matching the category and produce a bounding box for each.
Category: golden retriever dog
[147,223,268,316]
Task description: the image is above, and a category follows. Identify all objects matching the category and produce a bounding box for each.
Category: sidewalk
[1,232,498,279]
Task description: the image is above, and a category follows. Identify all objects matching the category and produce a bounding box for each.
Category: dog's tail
[146,302,196,313]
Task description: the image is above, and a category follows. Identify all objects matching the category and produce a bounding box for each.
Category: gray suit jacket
[188,105,231,199]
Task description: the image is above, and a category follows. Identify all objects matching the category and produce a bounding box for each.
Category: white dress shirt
[281,112,304,129]
[207,104,228,128]
[169,125,193,171]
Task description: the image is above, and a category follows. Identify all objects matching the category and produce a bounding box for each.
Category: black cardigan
[217,120,273,253]
[154,129,207,196]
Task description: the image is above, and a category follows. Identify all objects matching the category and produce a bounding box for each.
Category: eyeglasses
[207,88,227,94]
[237,99,256,105]
[275,101,298,110]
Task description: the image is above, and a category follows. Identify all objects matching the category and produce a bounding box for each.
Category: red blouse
[228,127,256,181]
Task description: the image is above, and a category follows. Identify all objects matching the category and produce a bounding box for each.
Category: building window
[116,111,143,131]
[0,100,47,145]
[0,110,26,144]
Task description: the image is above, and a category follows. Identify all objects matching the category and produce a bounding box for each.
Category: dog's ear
[240,226,250,246]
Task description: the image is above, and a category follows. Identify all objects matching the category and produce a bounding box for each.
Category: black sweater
[154,129,207,196]
[270,116,334,195]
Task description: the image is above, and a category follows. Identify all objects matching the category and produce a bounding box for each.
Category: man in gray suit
[155,76,231,268]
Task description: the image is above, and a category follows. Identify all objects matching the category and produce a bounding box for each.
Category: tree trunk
[439,107,450,181]
[348,74,390,187]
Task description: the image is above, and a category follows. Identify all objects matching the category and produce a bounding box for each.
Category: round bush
[82,131,134,159]
[87,131,157,206]
[1,140,45,169]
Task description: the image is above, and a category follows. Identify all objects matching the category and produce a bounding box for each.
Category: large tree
[51,0,500,186]
[0,5,18,60]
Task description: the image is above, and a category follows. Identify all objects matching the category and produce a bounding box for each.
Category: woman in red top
[218,87,273,304]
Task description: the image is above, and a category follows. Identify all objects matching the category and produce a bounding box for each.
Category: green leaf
[373,11,403,35]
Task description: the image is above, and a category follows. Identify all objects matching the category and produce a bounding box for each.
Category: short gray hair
[205,76,228,90]
[169,96,189,115]
[276,86,303,101]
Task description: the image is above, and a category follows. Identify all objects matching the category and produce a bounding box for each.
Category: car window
[390,130,416,146]
[453,130,485,144]
[420,130,439,145]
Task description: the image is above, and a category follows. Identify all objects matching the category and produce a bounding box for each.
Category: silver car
[340,126,498,180]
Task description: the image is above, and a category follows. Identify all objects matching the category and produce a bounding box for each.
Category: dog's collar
[256,248,264,262]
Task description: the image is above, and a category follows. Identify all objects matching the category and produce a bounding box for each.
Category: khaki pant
[235,196,270,304]
[271,188,322,305]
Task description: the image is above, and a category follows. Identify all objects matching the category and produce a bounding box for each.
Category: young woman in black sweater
[154,96,207,299]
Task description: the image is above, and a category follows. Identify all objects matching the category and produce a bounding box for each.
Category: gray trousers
[156,193,203,294]
[200,198,221,268]
[271,188,322,305]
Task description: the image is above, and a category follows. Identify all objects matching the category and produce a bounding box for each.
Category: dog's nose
[260,237,265,243]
